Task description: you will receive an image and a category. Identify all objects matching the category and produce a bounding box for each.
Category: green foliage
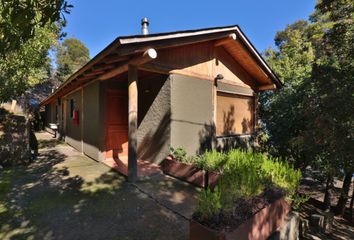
[260,20,316,168]
[261,157,302,195]
[221,150,264,200]
[170,146,199,164]
[170,146,187,161]
[195,187,222,220]
[0,169,13,214]
[260,0,354,180]
[0,0,71,56]
[307,0,354,174]
[196,149,303,220]
[0,0,72,57]
[0,24,60,101]
[289,194,309,211]
[0,0,70,101]
[196,150,226,172]
[56,38,90,82]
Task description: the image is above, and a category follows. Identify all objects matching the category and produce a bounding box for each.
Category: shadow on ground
[0,132,192,240]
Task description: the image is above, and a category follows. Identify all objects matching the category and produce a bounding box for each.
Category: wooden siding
[145,41,254,88]
[216,92,255,135]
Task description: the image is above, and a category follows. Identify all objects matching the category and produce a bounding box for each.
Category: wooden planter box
[190,198,291,240]
[160,157,220,189]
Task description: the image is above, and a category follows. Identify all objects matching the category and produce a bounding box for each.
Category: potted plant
[160,147,222,189]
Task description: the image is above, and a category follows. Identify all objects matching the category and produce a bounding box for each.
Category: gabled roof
[41,25,282,105]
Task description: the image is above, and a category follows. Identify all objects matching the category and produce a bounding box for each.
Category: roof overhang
[41,25,282,105]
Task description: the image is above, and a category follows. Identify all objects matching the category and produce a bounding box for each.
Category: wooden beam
[257,84,276,91]
[214,33,237,47]
[92,63,117,71]
[103,54,130,64]
[116,31,236,56]
[82,70,105,77]
[98,48,157,81]
[128,65,138,182]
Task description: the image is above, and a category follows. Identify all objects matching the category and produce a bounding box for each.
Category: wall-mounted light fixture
[214,74,224,86]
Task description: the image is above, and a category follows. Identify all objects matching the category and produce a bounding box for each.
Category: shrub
[217,150,265,210]
[260,156,302,196]
[195,187,222,221]
[196,149,302,221]
[196,150,226,172]
[170,147,190,163]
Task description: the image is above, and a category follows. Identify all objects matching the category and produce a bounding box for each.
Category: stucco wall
[82,81,101,160]
[170,74,214,155]
[65,89,82,152]
[137,75,171,164]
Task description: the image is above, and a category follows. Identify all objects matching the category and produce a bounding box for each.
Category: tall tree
[260,20,316,168]
[260,0,353,216]
[307,0,354,214]
[0,0,72,102]
[0,24,61,102]
[0,0,72,56]
[56,38,90,82]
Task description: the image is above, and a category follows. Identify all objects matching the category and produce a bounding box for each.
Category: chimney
[141,17,149,35]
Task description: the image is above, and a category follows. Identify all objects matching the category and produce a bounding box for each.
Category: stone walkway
[0,131,199,240]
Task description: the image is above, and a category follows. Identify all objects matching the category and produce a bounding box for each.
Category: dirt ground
[299,169,353,240]
[0,132,199,240]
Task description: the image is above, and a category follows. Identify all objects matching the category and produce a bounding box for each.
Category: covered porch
[100,48,168,180]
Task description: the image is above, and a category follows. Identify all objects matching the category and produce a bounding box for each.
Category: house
[41,22,282,181]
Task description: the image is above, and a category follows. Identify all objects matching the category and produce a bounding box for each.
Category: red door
[105,89,128,159]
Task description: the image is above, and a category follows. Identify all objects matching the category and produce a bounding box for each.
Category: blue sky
[63,0,316,58]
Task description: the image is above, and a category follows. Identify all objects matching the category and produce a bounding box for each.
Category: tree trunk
[323,173,334,211]
[335,171,353,216]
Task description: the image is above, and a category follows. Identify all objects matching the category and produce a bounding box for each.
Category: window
[216,92,255,136]
[70,99,75,118]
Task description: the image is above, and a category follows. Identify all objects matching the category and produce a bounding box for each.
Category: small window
[70,99,75,118]
[216,92,255,136]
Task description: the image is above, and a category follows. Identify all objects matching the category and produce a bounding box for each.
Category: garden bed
[190,196,291,240]
[160,156,220,189]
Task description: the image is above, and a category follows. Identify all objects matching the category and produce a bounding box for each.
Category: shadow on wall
[220,100,254,136]
[198,105,254,154]
[138,111,171,164]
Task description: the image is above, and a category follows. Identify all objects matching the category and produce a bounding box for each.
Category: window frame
[215,90,256,137]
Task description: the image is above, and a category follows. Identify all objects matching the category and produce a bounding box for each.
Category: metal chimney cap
[141,17,149,35]
[141,17,149,25]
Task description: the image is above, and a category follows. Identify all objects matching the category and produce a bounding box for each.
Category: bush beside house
[0,108,34,167]
[166,147,304,239]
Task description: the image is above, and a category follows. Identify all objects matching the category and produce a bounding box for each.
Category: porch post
[128,64,138,181]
